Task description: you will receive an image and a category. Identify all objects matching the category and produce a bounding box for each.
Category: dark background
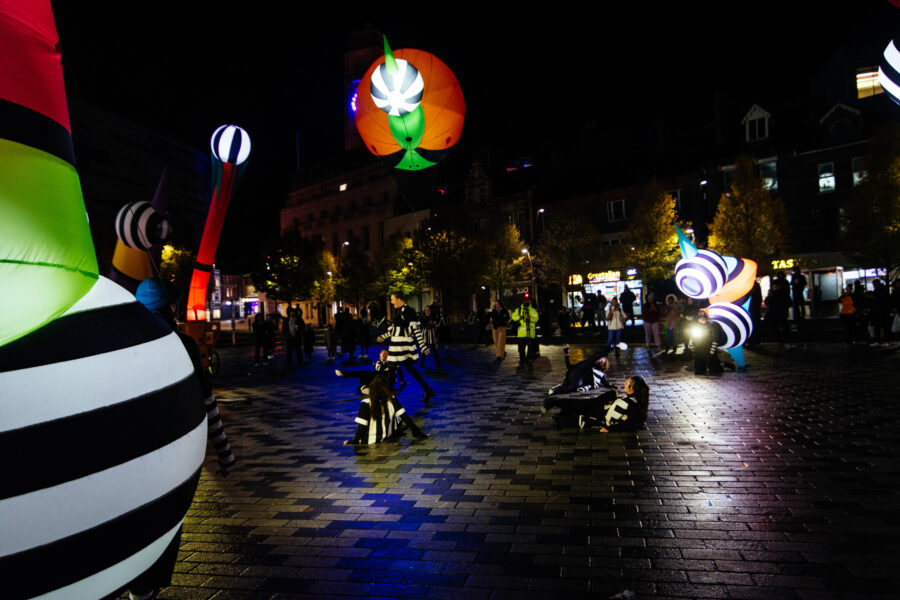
[49,2,889,268]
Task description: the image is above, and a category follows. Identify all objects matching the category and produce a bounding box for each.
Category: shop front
[568,269,644,321]
[764,254,889,318]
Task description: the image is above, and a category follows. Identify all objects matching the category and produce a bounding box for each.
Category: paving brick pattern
[119,341,900,600]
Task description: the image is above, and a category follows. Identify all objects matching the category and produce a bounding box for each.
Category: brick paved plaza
[129,340,900,600]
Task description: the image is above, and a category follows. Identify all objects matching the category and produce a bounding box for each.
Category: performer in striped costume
[344,378,428,445]
[377,291,436,403]
[546,344,617,397]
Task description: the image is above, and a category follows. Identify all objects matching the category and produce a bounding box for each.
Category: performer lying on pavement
[344,377,429,445]
[547,344,618,397]
[542,375,649,433]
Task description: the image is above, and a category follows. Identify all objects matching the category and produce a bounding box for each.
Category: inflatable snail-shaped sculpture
[674,227,757,368]
[0,2,206,597]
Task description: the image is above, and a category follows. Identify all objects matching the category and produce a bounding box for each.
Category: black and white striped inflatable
[210,124,251,165]
[675,249,728,299]
[879,37,900,106]
[707,302,753,349]
[370,58,424,116]
[114,201,170,250]
[0,276,207,599]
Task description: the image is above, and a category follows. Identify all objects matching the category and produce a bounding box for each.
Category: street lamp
[522,248,539,307]
[536,208,546,236]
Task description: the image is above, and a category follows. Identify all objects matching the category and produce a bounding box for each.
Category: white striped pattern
[210,124,251,165]
[370,58,425,116]
[707,302,753,349]
[114,201,168,250]
[0,419,205,555]
[675,249,727,299]
[0,276,206,597]
[0,333,194,432]
[30,521,184,600]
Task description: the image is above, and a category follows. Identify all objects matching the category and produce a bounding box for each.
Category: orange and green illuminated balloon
[355,36,464,171]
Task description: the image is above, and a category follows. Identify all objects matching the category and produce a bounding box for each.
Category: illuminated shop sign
[770,258,796,270]
[568,269,639,285]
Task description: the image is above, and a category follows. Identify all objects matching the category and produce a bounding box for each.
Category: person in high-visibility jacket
[510,294,539,365]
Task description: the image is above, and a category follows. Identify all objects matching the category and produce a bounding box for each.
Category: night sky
[49,2,889,268]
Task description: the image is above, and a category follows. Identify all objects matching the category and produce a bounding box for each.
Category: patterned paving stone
[114,340,900,599]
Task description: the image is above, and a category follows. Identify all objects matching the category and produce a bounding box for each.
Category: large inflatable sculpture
[185,124,250,321]
[355,36,464,171]
[673,226,757,369]
[0,2,207,598]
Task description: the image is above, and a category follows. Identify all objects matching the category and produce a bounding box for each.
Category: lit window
[857,68,883,99]
[852,157,866,186]
[818,162,835,193]
[607,199,626,222]
[339,183,348,192]
[760,160,778,191]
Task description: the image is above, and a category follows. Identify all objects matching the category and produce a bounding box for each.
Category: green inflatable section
[0,137,98,347]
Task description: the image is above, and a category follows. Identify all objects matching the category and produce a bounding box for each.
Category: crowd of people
[241,274,900,449]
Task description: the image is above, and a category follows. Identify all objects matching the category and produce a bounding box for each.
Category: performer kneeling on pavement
[546,344,618,397]
[377,291,437,403]
[336,348,405,393]
[344,377,429,445]
[692,309,736,375]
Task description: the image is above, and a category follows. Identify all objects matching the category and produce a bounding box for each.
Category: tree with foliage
[371,234,424,297]
[251,230,324,302]
[334,243,373,309]
[481,223,523,302]
[311,251,336,308]
[708,155,789,271]
[159,244,195,308]
[622,182,683,285]
[841,124,900,284]
[419,228,489,306]
[534,219,603,302]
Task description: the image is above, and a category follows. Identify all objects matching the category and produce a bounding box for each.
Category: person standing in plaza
[284,307,303,369]
[252,312,266,366]
[419,305,441,369]
[303,322,316,363]
[619,286,636,327]
[661,294,680,354]
[791,266,807,321]
[606,297,626,357]
[839,284,856,344]
[436,305,453,357]
[580,296,596,331]
[490,300,510,362]
[378,291,436,403]
[510,293,539,366]
[642,292,662,353]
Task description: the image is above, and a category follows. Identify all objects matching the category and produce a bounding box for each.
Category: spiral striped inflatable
[707,302,753,349]
[114,201,170,251]
[675,249,728,299]
[371,58,425,116]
